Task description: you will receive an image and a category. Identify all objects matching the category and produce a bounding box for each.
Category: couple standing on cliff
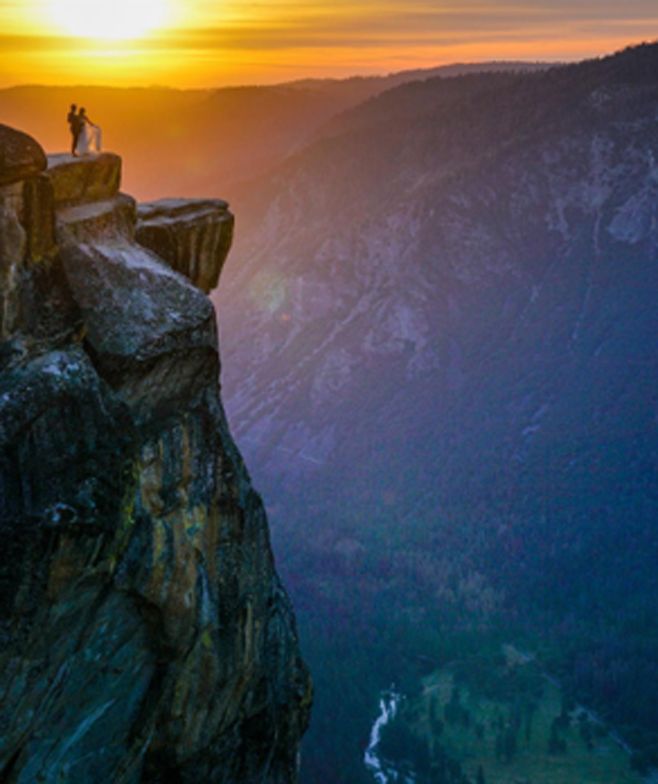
[67,104,102,157]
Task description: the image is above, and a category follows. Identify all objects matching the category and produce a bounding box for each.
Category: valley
[374,645,642,784]
[214,42,658,782]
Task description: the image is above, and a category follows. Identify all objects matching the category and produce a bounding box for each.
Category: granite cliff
[0,125,311,783]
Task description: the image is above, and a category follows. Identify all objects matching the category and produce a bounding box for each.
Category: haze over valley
[215,43,658,782]
[1,28,657,784]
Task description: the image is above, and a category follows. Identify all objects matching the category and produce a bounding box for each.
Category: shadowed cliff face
[0,126,310,784]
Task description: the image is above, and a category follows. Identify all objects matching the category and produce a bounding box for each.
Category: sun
[50,0,170,41]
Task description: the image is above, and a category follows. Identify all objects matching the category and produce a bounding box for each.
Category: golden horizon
[0,1,657,89]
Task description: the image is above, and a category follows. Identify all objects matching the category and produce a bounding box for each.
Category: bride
[75,107,102,155]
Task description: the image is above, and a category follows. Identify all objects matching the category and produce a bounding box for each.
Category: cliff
[0,126,311,783]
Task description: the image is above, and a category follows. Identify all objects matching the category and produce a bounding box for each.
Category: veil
[76,123,102,155]
[89,125,102,153]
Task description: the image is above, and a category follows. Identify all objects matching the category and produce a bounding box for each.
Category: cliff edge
[0,126,311,783]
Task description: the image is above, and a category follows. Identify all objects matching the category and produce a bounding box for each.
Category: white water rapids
[364,690,415,784]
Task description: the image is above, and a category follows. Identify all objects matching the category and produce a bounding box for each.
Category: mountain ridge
[213,40,658,781]
[0,61,553,201]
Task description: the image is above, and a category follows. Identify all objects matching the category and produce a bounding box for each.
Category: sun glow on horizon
[49,0,171,41]
[0,0,656,88]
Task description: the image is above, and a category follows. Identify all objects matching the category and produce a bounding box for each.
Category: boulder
[61,241,218,422]
[47,152,122,207]
[56,193,137,244]
[137,198,234,293]
[0,125,47,186]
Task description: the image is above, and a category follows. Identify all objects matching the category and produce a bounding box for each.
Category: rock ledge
[47,152,121,207]
[137,198,235,293]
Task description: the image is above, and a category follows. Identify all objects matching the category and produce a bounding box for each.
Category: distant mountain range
[0,61,550,200]
[212,42,658,781]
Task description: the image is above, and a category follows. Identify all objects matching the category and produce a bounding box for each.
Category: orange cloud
[0,0,657,87]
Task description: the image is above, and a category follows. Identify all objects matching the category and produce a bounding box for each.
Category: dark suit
[67,111,83,155]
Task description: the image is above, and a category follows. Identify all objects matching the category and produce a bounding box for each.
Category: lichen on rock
[0,134,311,783]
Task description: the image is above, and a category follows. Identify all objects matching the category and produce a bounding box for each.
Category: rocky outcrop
[136,199,234,293]
[0,125,47,186]
[0,128,59,345]
[55,193,137,244]
[48,152,122,206]
[0,135,310,784]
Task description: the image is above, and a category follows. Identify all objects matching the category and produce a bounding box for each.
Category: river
[364,689,415,784]
[369,650,657,784]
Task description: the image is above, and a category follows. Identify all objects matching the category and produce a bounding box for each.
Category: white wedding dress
[76,122,102,155]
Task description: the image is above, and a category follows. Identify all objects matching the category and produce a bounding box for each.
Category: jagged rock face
[136,199,235,293]
[0,137,310,783]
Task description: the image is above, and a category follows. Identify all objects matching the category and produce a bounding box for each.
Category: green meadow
[385,645,642,784]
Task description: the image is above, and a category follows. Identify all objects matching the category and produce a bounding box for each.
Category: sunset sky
[0,0,657,88]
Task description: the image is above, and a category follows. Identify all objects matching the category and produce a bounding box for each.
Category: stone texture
[47,152,122,207]
[0,125,47,186]
[0,146,60,345]
[21,173,57,263]
[56,194,137,244]
[0,129,310,783]
[62,241,218,422]
[137,199,234,293]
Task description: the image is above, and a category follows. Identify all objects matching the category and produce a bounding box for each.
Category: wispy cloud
[0,0,657,86]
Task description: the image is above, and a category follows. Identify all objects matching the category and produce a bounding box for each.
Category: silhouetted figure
[67,103,83,156]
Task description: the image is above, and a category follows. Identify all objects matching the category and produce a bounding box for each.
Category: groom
[67,104,83,156]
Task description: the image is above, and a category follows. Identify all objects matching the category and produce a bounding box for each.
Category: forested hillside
[215,42,658,781]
